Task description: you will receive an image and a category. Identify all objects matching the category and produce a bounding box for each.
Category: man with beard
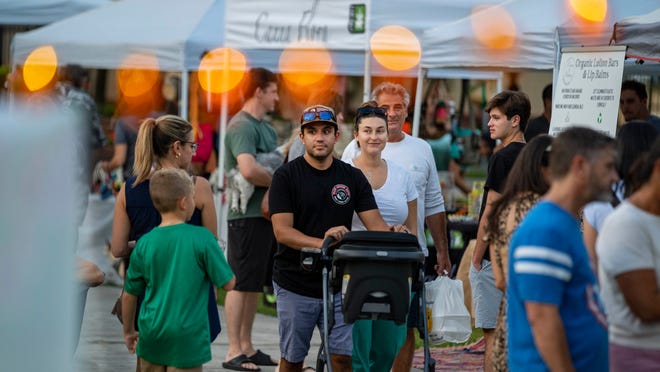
[507,127,617,372]
[620,80,660,133]
[269,105,398,372]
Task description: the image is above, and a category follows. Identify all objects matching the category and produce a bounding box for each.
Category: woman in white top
[597,138,660,372]
[583,121,657,273]
[347,101,418,372]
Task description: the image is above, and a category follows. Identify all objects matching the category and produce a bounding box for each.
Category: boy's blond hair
[149,169,193,213]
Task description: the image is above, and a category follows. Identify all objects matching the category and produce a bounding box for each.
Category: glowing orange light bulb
[23,46,58,91]
[370,25,421,71]
[198,47,247,94]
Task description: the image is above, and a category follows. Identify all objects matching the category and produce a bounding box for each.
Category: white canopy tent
[555,4,660,84]
[423,0,660,71]
[612,8,660,62]
[0,0,108,25]
[415,0,660,136]
[11,0,228,120]
[11,0,225,71]
[422,0,563,71]
[11,0,515,137]
[11,0,506,77]
[9,0,517,236]
[224,0,512,97]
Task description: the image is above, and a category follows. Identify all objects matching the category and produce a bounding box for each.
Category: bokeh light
[198,47,247,94]
[471,5,517,50]
[117,53,160,97]
[23,46,58,92]
[279,41,334,87]
[117,53,162,116]
[569,0,607,22]
[370,25,421,71]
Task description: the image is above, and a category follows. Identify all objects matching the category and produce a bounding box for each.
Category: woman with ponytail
[110,115,223,357]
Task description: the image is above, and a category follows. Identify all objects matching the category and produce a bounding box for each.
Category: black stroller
[301,231,436,372]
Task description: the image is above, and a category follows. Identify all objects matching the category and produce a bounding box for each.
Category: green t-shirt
[124,223,234,368]
[224,111,278,220]
[426,133,453,171]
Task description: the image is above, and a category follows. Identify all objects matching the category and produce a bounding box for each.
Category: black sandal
[248,349,278,366]
[222,354,261,371]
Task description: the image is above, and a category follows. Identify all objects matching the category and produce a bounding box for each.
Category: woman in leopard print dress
[485,135,553,371]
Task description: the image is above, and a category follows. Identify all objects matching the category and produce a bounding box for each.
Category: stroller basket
[332,231,424,325]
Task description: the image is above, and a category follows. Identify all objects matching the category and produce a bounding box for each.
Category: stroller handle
[320,236,335,255]
[299,237,336,273]
[320,236,336,267]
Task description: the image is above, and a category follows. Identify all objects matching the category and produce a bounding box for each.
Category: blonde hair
[149,168,193,213]
[133,115,193,186]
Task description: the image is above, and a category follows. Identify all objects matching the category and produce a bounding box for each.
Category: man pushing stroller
[268,104,407,372]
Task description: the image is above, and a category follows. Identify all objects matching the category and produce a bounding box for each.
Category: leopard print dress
[491,193,541,372]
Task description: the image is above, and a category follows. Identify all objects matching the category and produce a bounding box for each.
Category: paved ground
[74,285,321,371]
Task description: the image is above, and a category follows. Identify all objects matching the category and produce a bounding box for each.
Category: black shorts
[227,217,276,292]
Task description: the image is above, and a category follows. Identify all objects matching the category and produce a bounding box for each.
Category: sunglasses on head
[301,109,336,124]
[355,106,387,124]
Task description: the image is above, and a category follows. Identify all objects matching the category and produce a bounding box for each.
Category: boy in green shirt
[122,168,235,370]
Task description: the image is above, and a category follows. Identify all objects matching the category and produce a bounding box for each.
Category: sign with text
[550,46,626,138]
[226,0,367,50]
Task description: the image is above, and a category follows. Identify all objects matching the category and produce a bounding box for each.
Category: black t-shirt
[269,156,378,298]
[479,141,525,261]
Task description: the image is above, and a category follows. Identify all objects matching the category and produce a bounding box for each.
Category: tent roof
[422,0,660,71]
[612,8,660,62]
[11,0,224,71]
[421,0,563,70]
[0,0,108,26]
[11,0,512,76]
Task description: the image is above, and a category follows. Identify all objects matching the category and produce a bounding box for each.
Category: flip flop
[248,349,278,366]
[222,354,261,371]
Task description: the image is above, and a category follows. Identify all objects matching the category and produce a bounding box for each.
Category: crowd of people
[63,62,660,372]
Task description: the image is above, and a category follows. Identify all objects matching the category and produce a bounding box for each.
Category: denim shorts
[274,282,352,363]
[469,259,502,329]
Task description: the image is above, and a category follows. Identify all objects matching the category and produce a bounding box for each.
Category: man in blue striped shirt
[507,127,617,372]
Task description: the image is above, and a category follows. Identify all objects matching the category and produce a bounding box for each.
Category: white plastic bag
[425,276,471,343]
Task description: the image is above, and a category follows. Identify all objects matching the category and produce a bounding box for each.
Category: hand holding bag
[425,275,472,343]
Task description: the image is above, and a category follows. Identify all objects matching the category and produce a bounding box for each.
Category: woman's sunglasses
[355,106,387,124]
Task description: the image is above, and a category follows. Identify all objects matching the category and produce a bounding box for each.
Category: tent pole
[217,92,228,242]
[412,65,425,138]
[216,50,230,242]
[181,70,189,120]
[362,0,372,101]
[552,28,560,102]
[8,63,17,115]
